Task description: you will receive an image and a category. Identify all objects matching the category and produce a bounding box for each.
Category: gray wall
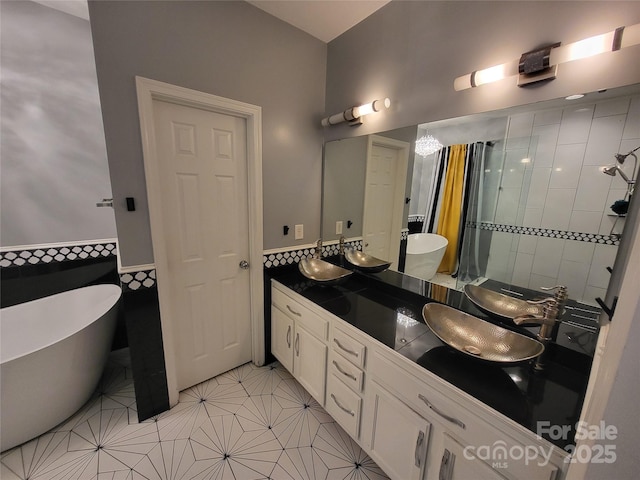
[88,0,327,266]
[0,1,116,247]
[325,1,640,142]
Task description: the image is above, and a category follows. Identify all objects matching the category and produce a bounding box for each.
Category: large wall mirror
[322,83,640,310]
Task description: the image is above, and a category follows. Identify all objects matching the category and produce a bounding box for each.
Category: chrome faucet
[314,238,323,259]
[339,235,346,255]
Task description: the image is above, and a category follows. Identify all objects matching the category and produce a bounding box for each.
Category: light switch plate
[294,224,304,240]
[336,221,343,235]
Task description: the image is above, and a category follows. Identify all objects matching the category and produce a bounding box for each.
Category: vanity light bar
[321,98,391,127]
[454,22,640,91]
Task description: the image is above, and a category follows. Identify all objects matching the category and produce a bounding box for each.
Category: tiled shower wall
[487,95,640,305]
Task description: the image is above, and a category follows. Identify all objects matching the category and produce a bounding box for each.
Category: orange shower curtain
[436,144,466,274]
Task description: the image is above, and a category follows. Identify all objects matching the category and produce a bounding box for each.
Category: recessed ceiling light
[565,94,585,100]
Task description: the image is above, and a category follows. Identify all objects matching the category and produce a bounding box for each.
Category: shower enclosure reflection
[411,89,640,306]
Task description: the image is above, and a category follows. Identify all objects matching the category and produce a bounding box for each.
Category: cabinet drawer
[332,328,366,368]
[272,287,328,340]
[326,374,362,439]
[329,352,364,392]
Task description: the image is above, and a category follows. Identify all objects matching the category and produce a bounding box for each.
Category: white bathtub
[0,284,121,452]
[405,233,449,280]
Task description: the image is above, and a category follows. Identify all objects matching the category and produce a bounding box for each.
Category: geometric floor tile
[189,415,282,479]
[269,379,335,449]
[156,379,247,441]
[1,348,390,480]
[313,423,388,480]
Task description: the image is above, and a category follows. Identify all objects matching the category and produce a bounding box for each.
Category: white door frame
[135,76,264,406]
[363,135,409,270]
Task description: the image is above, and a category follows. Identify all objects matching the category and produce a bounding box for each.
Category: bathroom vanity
[266,262,596,480]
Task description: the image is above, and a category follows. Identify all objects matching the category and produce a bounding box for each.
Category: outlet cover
[294,224,304,240]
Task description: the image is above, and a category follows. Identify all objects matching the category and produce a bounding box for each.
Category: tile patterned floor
[1,349,389,480]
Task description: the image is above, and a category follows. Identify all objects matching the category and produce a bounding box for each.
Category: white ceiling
[247,0,390,43]
[34,0,390,43]
[32,0,89,20]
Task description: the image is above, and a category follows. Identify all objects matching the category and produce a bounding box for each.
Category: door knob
[239,260,250,269]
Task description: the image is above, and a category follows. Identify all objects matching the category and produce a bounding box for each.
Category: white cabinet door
[293,324,328,403]
[271,306,294,373]
[366,381,430,480]
[437,433,508,480]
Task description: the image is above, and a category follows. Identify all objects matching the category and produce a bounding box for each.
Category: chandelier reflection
[397,307,419,343]
[415,134,443,156]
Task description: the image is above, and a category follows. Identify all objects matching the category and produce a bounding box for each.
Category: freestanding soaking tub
[405,233,449,281]
[0,284,121,452]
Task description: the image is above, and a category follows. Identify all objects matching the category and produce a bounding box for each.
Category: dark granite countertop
[266,259,597,451]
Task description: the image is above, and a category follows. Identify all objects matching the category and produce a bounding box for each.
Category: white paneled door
[152,99,252,391]
[362,136,409,271]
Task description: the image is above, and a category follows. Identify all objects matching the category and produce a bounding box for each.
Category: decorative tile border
[263,240,364,269]
[0,239,159,292]
[0,241,117,268]
[120,269,157,291]
[408,215,425,223]
[467,222,620,246]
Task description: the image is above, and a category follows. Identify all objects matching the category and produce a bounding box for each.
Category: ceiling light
[454,22,640,91]
[321,98,390,127]
[415,134,443,156]
[565,94,585,100]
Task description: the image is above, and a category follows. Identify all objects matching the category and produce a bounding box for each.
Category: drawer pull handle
[286,305,302,317]
[414,430,425,468]
[286,325,291,348]
[295,333,300,357]
[333,338,359,357]
[418,394,466,429]
[330,393,355,417]
[439,448,455,480]
[332,360,357,381]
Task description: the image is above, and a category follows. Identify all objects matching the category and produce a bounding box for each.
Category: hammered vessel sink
[464,284,544,323]
[344,249,391,273]
[298,258,353,285]
[422,303,545,364]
